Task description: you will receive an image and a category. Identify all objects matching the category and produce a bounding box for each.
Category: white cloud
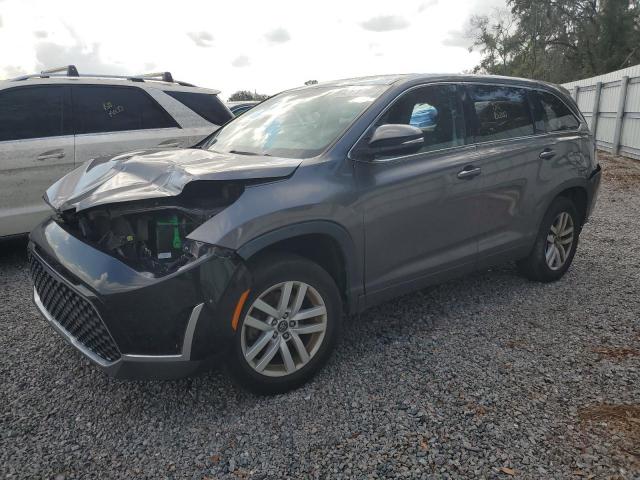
[0,0,505,96]
[264,27,291,45]
[0,65,26,79]
[418,0,438,12]
[360,15,410,32]
[231,55,250,68]
[187,31,213,48]
[442,29,471,49]
[35,27,131,75]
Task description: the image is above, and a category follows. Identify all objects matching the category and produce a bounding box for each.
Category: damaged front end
[28,180,253,378]
[56,180,244,277]
[27,148,300,378]
[42,147,301,275]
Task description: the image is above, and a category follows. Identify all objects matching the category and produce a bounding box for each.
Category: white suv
[0,65,231,237]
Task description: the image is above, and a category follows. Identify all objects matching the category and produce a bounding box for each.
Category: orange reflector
[231,290,250,331]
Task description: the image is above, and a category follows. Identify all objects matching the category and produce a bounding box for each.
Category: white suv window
[164,91,232,126]
[0,86,71,141]
[73,86,178,134]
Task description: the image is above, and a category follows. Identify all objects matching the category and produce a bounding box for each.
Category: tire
[226,253,342,394]
[517,196,580,282]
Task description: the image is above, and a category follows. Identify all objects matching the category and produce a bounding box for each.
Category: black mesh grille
[29,252,120,363]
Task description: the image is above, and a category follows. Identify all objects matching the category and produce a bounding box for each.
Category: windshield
[205,85,386,159]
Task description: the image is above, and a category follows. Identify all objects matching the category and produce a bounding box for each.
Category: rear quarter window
[467,85,534,142]
[536,91,580,132]
[73,85,178,134]
[164,91,233,126]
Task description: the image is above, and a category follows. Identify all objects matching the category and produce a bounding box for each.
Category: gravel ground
[1,153,639,479]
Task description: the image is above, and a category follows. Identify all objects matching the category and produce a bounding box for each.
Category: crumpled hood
[45,148,302,212]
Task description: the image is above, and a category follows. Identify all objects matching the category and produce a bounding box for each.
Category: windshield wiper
[228,150,271,157]
[229,149,259,156]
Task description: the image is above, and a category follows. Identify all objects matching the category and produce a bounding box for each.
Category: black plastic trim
[236,220,361,313]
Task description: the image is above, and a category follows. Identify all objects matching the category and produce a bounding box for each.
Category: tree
[468,8,519,76]
[228,90,270,102]
[469,0,640,83]
[597,0,640,72]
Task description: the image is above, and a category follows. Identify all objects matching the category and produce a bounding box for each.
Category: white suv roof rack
[10,65,197,87]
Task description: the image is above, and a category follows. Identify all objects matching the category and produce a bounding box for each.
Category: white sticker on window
[103,101,125,118]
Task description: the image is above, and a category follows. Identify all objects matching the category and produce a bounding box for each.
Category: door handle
[457,166,481,180]
[37,150,65,161]
[539,149,556,160]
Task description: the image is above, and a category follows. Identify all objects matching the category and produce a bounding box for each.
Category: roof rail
[9,66,197,87]
[133,71,174,83]
[41,65,79,77]
[11,64,81,81]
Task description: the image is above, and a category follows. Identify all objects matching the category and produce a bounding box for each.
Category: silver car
[0,65,232,237]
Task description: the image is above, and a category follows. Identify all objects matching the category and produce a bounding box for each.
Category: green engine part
[156,215,182,249]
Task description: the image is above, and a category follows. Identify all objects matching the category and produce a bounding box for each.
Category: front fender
[238,220,361,311]
[186,161,364,312]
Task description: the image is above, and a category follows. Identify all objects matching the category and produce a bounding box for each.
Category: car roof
[301,73,567,94]
[0,75,221,95]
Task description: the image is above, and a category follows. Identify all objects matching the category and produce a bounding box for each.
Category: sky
[0,0,506,100]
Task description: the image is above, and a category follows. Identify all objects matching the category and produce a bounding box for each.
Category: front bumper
[29,218,250,379]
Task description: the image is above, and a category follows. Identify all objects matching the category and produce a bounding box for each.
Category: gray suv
[28,74,601,394]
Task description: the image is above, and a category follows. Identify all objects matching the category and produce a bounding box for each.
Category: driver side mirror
[353,124,425,160]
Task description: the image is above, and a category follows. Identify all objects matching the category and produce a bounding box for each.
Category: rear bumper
[29,218,250,379]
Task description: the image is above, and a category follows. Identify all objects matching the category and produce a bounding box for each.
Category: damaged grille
[29,252,121,363]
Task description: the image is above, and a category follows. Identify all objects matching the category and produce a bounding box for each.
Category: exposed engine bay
[57,181,244,275]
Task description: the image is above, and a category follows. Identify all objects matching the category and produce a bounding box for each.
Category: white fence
[563,64,640,160]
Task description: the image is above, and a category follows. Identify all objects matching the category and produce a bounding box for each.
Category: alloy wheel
[241,281,327,377]
[545,211,574,270]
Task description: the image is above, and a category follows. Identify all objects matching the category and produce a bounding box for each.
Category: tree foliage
[469,0,640,82]
[228,90,269,102]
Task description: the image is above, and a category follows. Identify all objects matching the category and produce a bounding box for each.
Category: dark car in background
[29,74,601,394]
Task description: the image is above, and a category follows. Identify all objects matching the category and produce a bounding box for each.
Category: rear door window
[536,91,580,132]
[0,86,71,141]
[73,86,178,134]
[164,91,233,126]
[467,85,534,142]
[374,84,465,158]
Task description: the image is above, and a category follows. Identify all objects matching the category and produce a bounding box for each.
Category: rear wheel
[517,196,580,282]
[227,253,341,394]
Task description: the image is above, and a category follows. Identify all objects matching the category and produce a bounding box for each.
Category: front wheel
[227,253,342,394]
[517,196,580,282]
